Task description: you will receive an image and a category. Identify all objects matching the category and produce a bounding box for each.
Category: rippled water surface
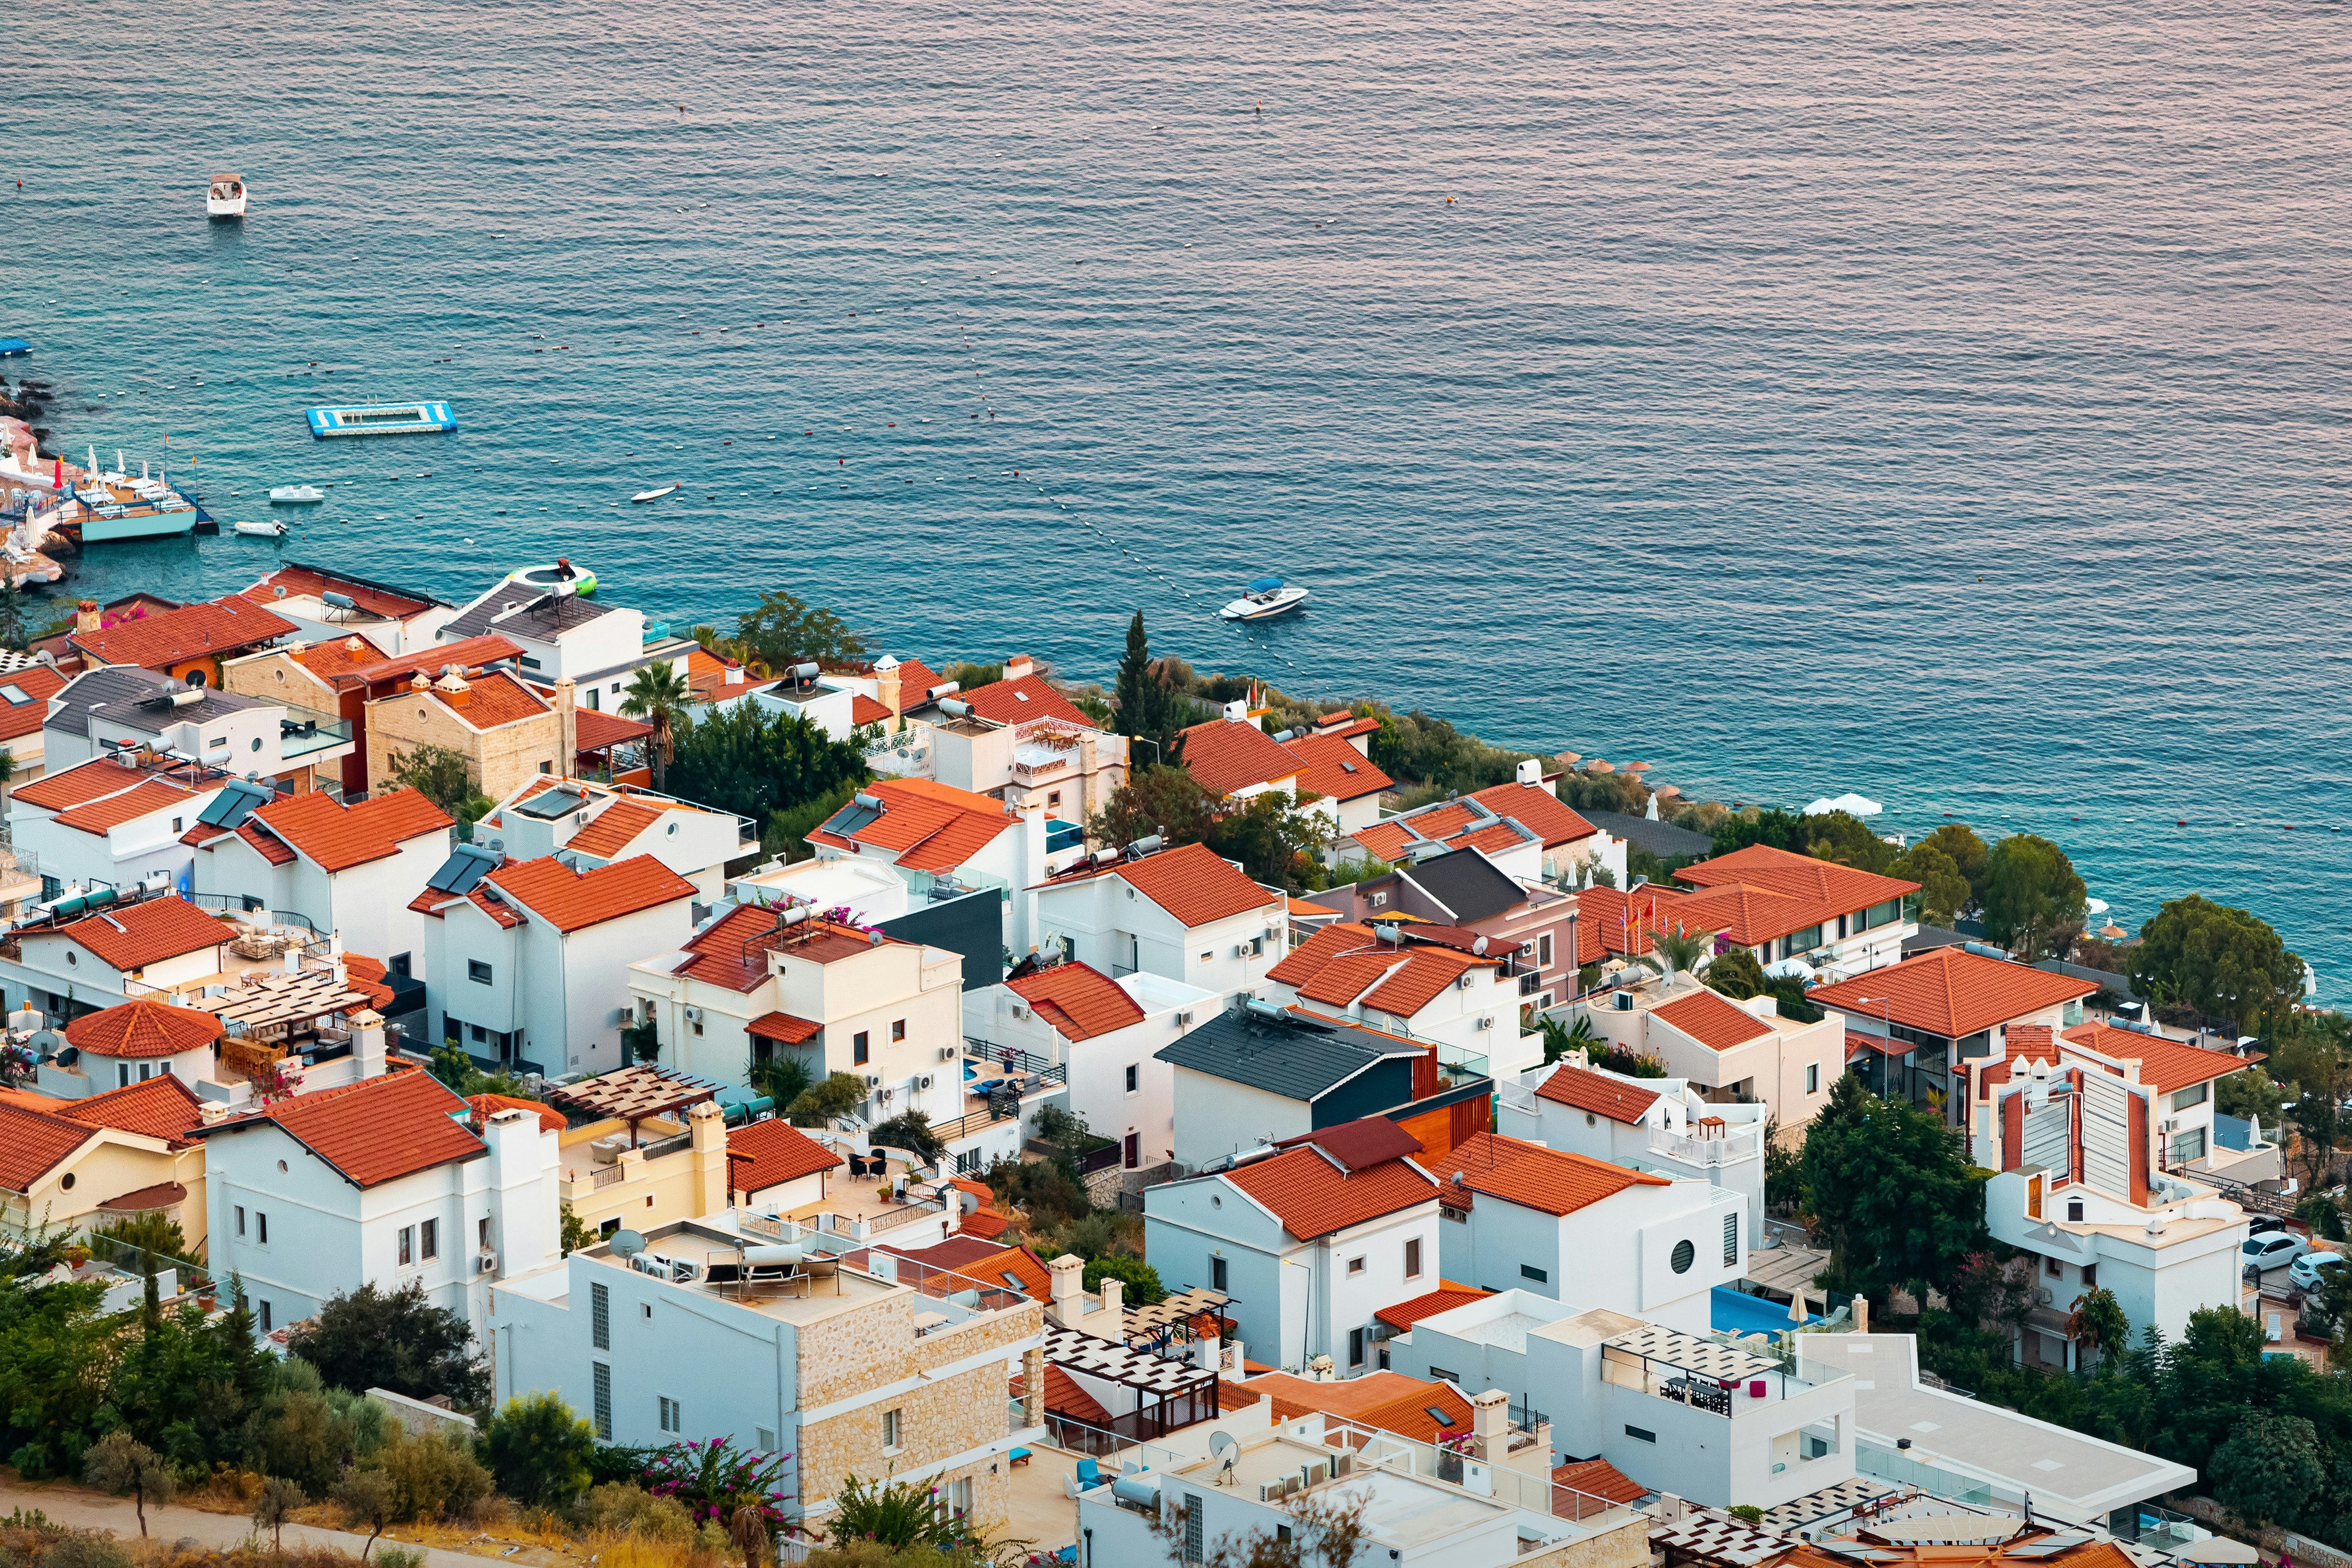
[8,0,2350,992]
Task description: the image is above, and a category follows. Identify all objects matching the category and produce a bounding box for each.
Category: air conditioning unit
[475,1248,499,1276]
[938,1045,957,1062]
[1456,972,1475,989]
[1474,1015,1494,1031]
[916,1074,934,1091]
[864,1074,883,1089]
[683,1005,704,1024]
[1175,1011,1193,1028]
[1233,944,1249,958]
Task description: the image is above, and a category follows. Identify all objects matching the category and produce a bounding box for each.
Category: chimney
[1470,1388,1511,1462]
[1853,1296,1870,1333]
[75,600,100,635]
[1515,758,1541,787]
[282,945,303,976]
[724,660,744,686]
[1195,1333,1220,1372]
[1015,796,1047,956]
[1100,1274,1124,1332]
[1004,654,1034,681]
[876,659,903,718]
[1221,698,1248,725]
[553,677,578,778]
[687,1100,729,1216]
[350,1009,386,1081]
[485,1107,553,1279]
[409,670,433,692]
[1046,1253,1085,1327]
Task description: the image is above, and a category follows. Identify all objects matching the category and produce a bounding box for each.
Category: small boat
[0,337,30,358]
[233,519,288,537]
[268,484,326,504]
[632,483,681,503]
[207,173,248,219]
[509,558,598,598]
[1219,576,1311,621]
[305,402,457,439]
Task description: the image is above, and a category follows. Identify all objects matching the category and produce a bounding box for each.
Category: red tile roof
[1810,947,2098,1039]
[1374,1282,1495,1332]
[2006,1024,2059,1061]
[727,1117,843,1195]
[567,797,662,859]
[2061,1022,2253,1094]
[1674,842,1917,922]
[573,707,654,754]
[1110,841,1278,929]
[95,1179,189,1211]
[63,1074,205,1148]
[244,565,436,620]
[1466,781,1599,847]
[68,596,298,670]
[442,670,548,730]
[51,776,210,835]
[1652,987,1776,1052]
[62,999,224,1060]
[48,897,236,972]
[959,673,1091,727]
[1280,730,1393,803]
[1437,1132,1669,1216]
[1007,961,1146,1041]
[1553,1458,1648,1506]
[342,952,397,1012]
[1222,1145,1438,1239]
[465,887,524,928]
[212,1068,483,1188]
[1533,1064,1664,1124]
[805,777,1017,874]
[1042,1363,1113,1425]
[12,757,161,813]
[469,1092,566,1133]
[1250,1370,1476,1445]
[746,1011,821,1044]
[0,665,68,743]
[1268,921,1495,1019]
[236,823,299,865]
[309,633,524,690]
[248,787,452,872]
[677,907,899,991]
[482,854,697,934]
[1180,717,1308,799]
[849,693,893,727]
[0,1100,96,1192]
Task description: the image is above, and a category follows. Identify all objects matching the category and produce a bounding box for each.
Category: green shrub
[378,1429,493,1521]
[45,1536,132,1568]
[583,1482,693,1542]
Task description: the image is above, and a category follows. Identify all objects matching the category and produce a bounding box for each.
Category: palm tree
[619,661,693,789]
[1631,921,1710,982]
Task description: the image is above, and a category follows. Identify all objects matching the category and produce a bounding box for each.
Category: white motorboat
[1219,576,1311,621]
[268,484,326,504]
[207,173,248,218]
[233,519,288,537]
[632,483,681,503]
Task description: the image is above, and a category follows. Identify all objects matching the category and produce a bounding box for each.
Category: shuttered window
[1723,1211,1739,1266]
[592,1362,612,1440]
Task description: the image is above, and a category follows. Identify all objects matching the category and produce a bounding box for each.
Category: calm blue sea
[7,0,2348,997]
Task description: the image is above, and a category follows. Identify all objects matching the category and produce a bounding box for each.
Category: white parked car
[2289,1249,2346,1294]
[2244,1232,2309,1274]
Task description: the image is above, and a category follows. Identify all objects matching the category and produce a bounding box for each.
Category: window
[1210,1256,1228,1293]
[1198,951,1211,963]
[1806,1063,1820,1093]
[1184,1494,1204,1564]
[1538,933,1552,968]
[399,1226,414,1266]
[259,1300,272,1332]
[591,1283,610,1349]
[2083,1264,2097,1287]
[1669,1239,1695,1274]
[2171,1126,2207,1164]
[691,1017,704,1036]
[1427,1366,1458,1383]
[172,815,183,833]
[390,953,412,979]
[891,1019,906,1042]
[118,1063,132,1088]
[1122,1132,1140,1169]
[641,1302,653,1320]
[854,1031,870,1066]
[2046,1255,2063,1278]
[1521,1263,1548,1283]
[659,1396,681,1433]
[756,1427,777,1452]
[479,1216,492,1249]
[1405,1238,1422,1279]
[2067,1198,2085,1222]
[1347,1255,1365,1276]
[468,960,493,985]
[1124,1064,1139,1094]
[539,761,552,774]
[881,1408,901,1451]
[257,1212,268,1245]
[1723,1212,1739,1266]
[235,1206,246,1238]
[1047,790,1061,808]
[2172,1082,2210,1112]
[590,1370,611,1439]
[1348,1327,1366,1366]
[470,1024,487,1042]
[421,1218,439,1261]
[1625,1425,1657,1443]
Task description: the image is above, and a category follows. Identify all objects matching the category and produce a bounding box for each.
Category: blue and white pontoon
[304,402,458,439]
[1219,576,1311,621]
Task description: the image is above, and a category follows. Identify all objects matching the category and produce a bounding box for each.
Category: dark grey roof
[1583,811,1715,862]
[1394,848,1526,925]
[443,585,615,641]
[1155,1008,1419,1102]
[46,666,265,740]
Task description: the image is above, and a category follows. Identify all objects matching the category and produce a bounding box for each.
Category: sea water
[6,0,2348,996]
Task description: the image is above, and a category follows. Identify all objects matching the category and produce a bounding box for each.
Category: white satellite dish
[609,1229,647,1260]
[1210,1430,1238,1487]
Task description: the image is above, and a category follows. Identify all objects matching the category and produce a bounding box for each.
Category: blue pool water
[1713,1285,1821,1338]
[6,0,2348,994]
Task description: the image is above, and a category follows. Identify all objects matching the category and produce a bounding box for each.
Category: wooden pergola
[545,1064,723,1146]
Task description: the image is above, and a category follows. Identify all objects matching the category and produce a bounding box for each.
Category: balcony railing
[1647,1126,1762,1166]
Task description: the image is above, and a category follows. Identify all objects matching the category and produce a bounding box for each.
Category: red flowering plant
[641,1436,795,1531]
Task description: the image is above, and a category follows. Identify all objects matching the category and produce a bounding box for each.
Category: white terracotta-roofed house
[414,854,699,1079]
[8,754,227,897]
[1499,1059,1769,1232]
[1030,840,1285,1002]
[482,775,754,901]
[805,776,1056,957]
[0,891,240,1022]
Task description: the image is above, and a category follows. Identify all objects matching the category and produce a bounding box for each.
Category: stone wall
[794,1290,1043,1534]
[365,689,559,800]
[1521,1515,1652,1568]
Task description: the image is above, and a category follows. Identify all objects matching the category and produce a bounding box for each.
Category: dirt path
[0,1477,570,1568]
